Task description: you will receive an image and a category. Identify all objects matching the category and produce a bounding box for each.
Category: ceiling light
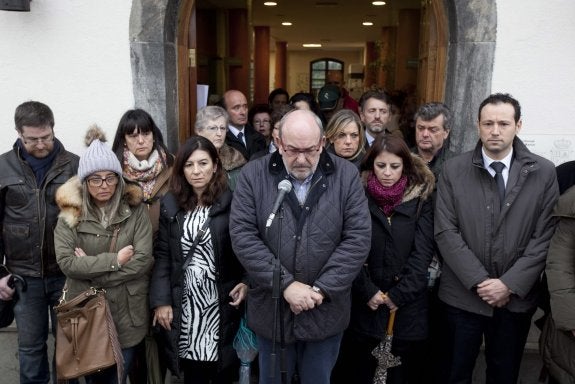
[264,1,277,6]
[302,43,322,48]
[363,22,374,26]
[372,1,386,5]
[282,22,292,26]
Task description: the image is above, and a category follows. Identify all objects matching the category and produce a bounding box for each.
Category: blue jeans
[84,346,136,384]
[13,275,66,384]
[441,303,534,384]
[257,333,343,384]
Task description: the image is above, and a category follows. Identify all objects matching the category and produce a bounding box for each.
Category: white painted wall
[493,0,575,163]
[0,0,133,156]
[1,1,573,162]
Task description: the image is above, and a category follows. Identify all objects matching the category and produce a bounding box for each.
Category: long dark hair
[170,136,228,211]
[112,109,174,167]
[361,135,425,186]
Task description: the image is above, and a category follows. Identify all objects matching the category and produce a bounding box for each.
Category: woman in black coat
[150,136,247,383]
[333,135,435,384]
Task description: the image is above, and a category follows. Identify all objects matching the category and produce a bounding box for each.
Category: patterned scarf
[366,172,408,216]
[122,148,165,201]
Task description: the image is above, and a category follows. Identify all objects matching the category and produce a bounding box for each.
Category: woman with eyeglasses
[324,109,366,169]
[248,103,273,143]
[150,136,247,383]
[54,126,153,384]
[195,106,246,191]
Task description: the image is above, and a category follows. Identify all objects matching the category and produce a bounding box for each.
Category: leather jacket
[0,140,79,277]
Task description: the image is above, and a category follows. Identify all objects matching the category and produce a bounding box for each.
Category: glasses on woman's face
[87,175,119,187]
[253,119,271,126]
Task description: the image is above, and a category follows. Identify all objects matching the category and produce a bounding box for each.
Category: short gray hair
[195,106,229,133]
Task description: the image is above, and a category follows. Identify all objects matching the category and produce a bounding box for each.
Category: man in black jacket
[220,89,266,160]
[0,101,79,383]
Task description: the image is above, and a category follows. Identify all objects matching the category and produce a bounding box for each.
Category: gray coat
[435,138,558,316]
[230,151,371,343]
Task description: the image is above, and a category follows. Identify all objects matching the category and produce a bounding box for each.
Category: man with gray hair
[412,102,455,179]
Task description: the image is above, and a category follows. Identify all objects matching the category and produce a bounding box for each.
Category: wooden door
[418,0,448,104]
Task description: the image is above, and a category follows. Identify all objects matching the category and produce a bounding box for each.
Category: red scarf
[366,172,408,216]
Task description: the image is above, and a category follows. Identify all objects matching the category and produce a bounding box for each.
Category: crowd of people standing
[0,85,571,384]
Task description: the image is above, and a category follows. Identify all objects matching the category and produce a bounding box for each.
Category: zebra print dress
[179,206,220,362]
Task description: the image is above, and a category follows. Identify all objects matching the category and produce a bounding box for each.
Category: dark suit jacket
[225,124,266,160]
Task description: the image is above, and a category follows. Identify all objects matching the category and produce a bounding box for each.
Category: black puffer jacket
[150,190,244,376]
[350,154,435,341]
[0,140,78,277]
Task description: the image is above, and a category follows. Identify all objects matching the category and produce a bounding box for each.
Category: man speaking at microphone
[230,109,370,384]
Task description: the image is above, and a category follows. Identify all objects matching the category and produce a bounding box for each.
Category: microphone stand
[266,205,287,384]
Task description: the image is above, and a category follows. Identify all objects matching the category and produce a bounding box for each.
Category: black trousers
[440,303,534,384]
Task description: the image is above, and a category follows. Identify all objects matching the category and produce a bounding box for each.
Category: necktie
[490,161,506,208]
[237,131,245,147]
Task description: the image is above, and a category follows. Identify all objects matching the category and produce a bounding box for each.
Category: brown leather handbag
[54,287,124,380]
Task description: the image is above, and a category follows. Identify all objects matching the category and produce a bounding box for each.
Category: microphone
[265,180,293,228]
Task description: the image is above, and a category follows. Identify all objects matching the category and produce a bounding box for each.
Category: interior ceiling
[199,0,422,51]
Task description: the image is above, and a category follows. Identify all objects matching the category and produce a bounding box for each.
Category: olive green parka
[54,176,154,348]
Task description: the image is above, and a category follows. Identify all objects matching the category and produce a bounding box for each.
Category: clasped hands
[284,281,324,315]
[476,278,511,308]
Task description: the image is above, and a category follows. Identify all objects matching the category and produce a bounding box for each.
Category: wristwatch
[311,286,324,297]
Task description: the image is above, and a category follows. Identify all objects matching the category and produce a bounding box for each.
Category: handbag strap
[176,216,211,281]
[57,287,101,308]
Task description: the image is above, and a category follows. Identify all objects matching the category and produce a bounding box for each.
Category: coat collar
[471,136,537,169]
[161,189,232,220]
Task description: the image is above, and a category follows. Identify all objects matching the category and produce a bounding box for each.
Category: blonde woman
[324,109,366,169]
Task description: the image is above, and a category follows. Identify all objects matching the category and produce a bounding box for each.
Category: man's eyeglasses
[87,175,119,187]
[21,133,54,146]
[204,126,227,133]
[281,142,322,157]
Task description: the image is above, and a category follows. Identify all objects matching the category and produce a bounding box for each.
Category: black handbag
[0,264,27,328]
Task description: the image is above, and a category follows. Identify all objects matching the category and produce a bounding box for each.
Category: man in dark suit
[220,89,266,160]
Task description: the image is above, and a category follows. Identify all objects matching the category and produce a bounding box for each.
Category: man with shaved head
[230,109,370,384]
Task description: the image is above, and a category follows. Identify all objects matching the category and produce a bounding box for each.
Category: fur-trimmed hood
[361,152,435,202]
[55,175,144,228]
[219,143,247,171]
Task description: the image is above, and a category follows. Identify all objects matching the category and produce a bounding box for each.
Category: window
[310,58,344,95]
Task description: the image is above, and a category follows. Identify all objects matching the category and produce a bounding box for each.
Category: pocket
[3,223,31,261]
[126,281,149,327]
